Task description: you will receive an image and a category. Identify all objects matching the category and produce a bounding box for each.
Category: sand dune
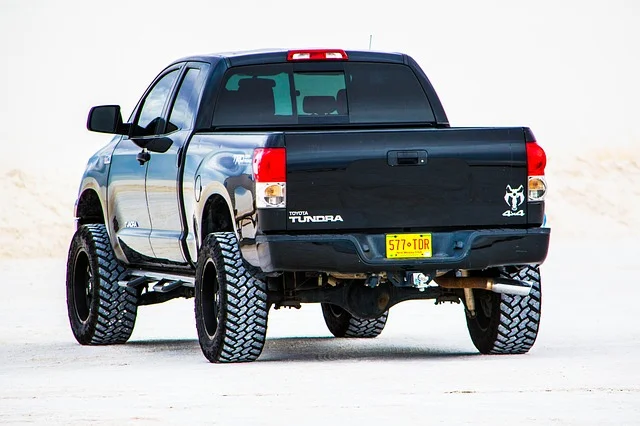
[0,168,77,259]
[0,146,637,259]
[545,146,640,238]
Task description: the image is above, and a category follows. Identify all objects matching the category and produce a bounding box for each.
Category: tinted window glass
[168,68,201,131]
[134,69,179,136]
[212,63,433,126]
[345,63,433,123]
[294,72,346,116]
[214,66,294,126]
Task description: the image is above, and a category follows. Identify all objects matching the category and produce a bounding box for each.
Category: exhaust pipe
[436,277,532,297]
[490,278,533,296]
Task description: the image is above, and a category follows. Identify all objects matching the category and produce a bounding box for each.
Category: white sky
[1,0,638,172]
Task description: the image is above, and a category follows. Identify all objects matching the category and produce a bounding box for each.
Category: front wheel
[66,224,138,345]
[195,232,268,363]
[321,303,388,338]
[466,265,542,354]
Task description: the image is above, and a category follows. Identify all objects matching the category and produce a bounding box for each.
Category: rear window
[212,63,434,127]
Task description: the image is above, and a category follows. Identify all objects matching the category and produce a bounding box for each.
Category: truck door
[107,67,180,265]
[146,63,209,265]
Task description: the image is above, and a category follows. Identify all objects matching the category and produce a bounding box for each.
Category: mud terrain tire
[66,224,138,345]
[195,232,268,363]
[466,265,542,354]
[322,303,388,338]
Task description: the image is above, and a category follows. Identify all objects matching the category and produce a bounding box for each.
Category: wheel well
[201,195,233,240]
[76,189,105,225]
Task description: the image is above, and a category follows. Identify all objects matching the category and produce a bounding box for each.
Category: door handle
[387,150,428,166]
[137,150,150,165]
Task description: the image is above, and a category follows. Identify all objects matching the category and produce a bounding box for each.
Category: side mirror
[87,105,126,134]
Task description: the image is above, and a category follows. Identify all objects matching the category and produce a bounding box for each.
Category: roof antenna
[369,35,373,50]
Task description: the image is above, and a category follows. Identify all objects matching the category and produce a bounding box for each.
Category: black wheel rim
[201,259,219,338]
[475,292,494,331]
[328,304,345,318]
[73,250,92,322]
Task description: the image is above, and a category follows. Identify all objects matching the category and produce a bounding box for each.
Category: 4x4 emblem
[502,185,525,217]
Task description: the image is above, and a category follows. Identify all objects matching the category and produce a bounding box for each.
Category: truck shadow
[126,337,478,362]
[261,337,478,362]
[127,339,200,354]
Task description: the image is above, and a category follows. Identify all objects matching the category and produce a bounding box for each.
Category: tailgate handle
[387,150,427,166]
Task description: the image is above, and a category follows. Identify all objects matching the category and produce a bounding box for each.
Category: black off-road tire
[66,224,138,345]
[321,303,388,338]
[466,265,542,354]
[195,232,268,363]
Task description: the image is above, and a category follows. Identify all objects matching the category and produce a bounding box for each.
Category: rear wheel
[321,303,388,338]
[195,232,268,363]
[466,265,542,354]
[66,224,138,345]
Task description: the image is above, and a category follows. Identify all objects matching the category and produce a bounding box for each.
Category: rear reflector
[287,49,348,61]
[253,148,286,208]
[256,182,286,208]
[528,176,547,202]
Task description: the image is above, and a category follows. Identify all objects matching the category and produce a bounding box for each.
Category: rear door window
[168,67,205,132]
[212,62,434,127]
[168,68,200,131]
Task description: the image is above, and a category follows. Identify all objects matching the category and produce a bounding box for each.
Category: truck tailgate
[284,127,528,231]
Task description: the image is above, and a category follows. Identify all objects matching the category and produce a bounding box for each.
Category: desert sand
[1,238,639,425]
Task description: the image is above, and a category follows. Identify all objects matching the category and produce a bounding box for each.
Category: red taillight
[526,141,547,176]
[253,148,286,182]
[287,49,348,61]
[253,148,287,208]
[526,139,548,202]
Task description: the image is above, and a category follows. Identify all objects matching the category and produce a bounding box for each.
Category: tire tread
[195,232,268,363]
[66,224,138,345]
[322,303,388,338]
[466,265,541,355]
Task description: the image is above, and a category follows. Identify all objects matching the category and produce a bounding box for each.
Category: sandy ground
[1,146,639,424]
[1,240,639,424]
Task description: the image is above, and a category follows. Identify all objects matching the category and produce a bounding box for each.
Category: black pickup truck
[67,48,550,363]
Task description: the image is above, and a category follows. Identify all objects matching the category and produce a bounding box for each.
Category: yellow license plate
[386,233,432,259]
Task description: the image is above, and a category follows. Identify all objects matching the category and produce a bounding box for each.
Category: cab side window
[167,68,202,131]
[133,69,179,137]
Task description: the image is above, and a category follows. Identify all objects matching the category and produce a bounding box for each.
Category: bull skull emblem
[504,184,524,211]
